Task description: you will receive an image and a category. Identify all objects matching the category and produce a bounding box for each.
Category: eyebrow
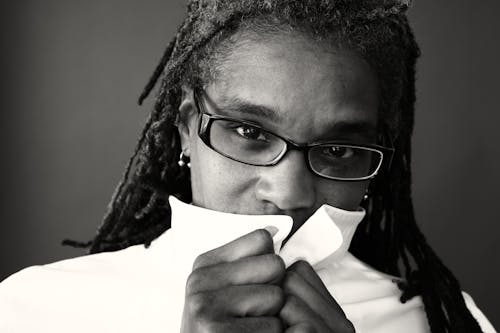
[207,93,377,141]
[214,95,283,123]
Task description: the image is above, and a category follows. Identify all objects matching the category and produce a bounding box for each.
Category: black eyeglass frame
[193,88,395,182]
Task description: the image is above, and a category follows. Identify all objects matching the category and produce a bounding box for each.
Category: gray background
[1,0,498,327]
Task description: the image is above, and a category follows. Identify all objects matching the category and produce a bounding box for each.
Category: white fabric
[0,196,496,333]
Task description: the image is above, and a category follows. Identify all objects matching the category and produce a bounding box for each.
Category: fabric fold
[168,196,365,273]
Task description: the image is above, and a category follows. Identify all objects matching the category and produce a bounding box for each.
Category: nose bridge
[255,149,316,210]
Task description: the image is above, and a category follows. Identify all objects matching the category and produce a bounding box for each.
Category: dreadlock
[66,1,484,331]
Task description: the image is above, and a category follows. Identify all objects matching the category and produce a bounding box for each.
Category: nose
[255,150,316,211]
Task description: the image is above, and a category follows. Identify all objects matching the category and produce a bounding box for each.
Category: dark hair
[64,1,483,332]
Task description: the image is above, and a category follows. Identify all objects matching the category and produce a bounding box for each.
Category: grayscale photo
[1,0,498,332]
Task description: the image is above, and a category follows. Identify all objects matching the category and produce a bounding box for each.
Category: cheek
[190,138,258,211]
[315,179,368,210]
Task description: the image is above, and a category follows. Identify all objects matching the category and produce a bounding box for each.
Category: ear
[177,85,197,156]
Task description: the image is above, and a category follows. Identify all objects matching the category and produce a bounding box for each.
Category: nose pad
[255,150,316,211]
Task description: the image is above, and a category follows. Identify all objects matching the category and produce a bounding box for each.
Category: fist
[280,261,355,333]
[181,228,286,333]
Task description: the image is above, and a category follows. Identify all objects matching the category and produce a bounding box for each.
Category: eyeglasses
[193,89,394,181]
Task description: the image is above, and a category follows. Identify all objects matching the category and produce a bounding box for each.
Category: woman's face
[178,33,379,231]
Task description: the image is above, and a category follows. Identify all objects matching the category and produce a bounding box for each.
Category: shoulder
[332,254,496,333]
[1,240,153,287]
[1,228,175,287]
[0,243,150,308]
[0,231,178,332]
[0,229,176,293]
[317,253,428,332]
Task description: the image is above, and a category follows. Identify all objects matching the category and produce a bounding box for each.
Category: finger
[285,322,317,333]
[280,294,330,332]
[221,284,285,317]
[193,228,276,269]
[186,254,285,293]
[216,317,283,333]
[189,284,285,318]
[288,260,331,301]
[283,271,348,330]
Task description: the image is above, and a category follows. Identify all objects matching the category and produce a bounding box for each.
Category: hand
[181,228,286,333]
[280,260,355,333]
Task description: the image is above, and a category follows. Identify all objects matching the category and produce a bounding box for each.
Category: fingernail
[264,226,279,237]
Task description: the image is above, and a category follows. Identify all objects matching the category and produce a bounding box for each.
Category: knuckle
[290,259,311,273]
[190,317,215,333]
[264,254,286,273]
[287,293,298,303]
[185,269,204,292]
[291,323,316,333]
[267,284,285,305]
[285,294,300,307]
[253,229,274,251]
[282,271,298,292]
[300,323,317,333]
[266,317,284,333]
[203,321,222,333]
[295,259,311,269]
[193,252,213,270]
[186,292,212,317]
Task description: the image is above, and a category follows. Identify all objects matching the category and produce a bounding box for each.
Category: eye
[235,125,268,141]
[326,146,355,159]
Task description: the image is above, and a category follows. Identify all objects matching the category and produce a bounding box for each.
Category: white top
[0,196,496,333]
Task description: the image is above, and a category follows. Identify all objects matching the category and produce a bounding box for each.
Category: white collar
[159,196,365,278]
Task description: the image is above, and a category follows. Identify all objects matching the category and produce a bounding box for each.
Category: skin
[177,32,379,332]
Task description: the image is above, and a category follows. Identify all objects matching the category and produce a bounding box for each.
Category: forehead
[206,33,379,142]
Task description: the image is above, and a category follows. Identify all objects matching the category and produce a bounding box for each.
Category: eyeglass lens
[209,119,286,163]
[308,145,382,179]
[207,118,382,180]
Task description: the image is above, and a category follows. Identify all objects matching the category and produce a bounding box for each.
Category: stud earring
[362,188,370,202]
[178,152,191,168]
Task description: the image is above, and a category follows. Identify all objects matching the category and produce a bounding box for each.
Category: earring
[178,152,191,168]
[362,188,370,202]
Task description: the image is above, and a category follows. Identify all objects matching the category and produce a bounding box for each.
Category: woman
[0,1,496,332]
